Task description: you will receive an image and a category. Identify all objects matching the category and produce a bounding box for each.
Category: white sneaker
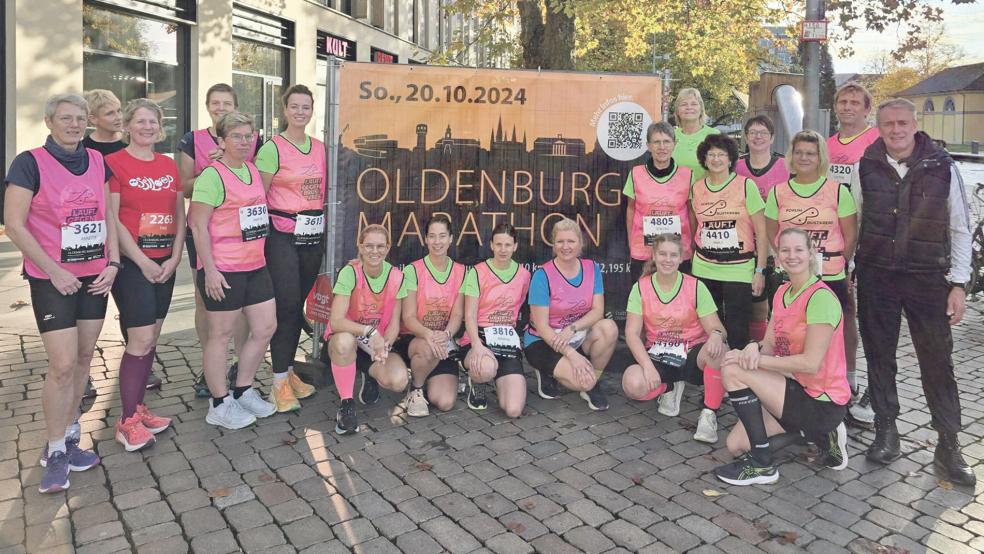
[657,381,685,416]
[405,387,430,418]
[236,388,277,418]
[206,398,256,430]
[693,408,718,443]
[848,388,875,427]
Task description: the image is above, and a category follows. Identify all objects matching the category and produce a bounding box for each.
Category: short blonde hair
[876,98,917,122]
[84,89,121,117]
[215,111,255,138]
[834,82,873,110]
[674,88,707,124]
[122,98,167,143]
[44,94,88,119]
[785,130,830,177]
[550,217,583,244]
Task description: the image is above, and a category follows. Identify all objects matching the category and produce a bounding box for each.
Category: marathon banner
[333,62,661,320]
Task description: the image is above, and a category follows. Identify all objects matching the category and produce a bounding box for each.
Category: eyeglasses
[648,140,674,147]
[746,130,771,137]
[227,133,253,143]
[706,152,730,160]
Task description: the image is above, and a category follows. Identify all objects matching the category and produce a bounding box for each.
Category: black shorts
[111,256,176,329]
[29,276,109,333]
[650,342,705,385]
[524,339,585,376]
[776,378,847,437]
[824,278,851,312]
[460,343,525,380]
[392,335,460,379]
[631,258,692,281]
[196,267,274,312]
[185,228,197,270]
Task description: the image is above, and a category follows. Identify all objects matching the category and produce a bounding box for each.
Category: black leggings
[701,277,752,350]
[266,228,324,374]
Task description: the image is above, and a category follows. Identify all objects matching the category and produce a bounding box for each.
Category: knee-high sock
[332,362,356,400]
[703,366,725,410]
[729,387,772,465]
[120,352,153,419]
[640,382,668,401]
[748,320,768,342]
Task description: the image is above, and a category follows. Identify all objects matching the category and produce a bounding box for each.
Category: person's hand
[49,266,82,296]
[427,330,450,360]
[205,268,230,301]
[550,325,575,352]
[139,259,164,284]
[565,348,595,388]
[157,257,180,283]
[752,272,765,297]
[88,265,118,296]
[738,342,761,372]
[367,332,388,362]
[207,146,224,161]
[643,364,662,393]
[947,286,966,326]
[705,332,725,359]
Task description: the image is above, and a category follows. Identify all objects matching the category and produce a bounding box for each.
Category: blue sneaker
[40,438,100,471]
[39,451,71,493]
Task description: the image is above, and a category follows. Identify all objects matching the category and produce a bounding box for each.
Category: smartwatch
[108,261,123,270]
[950,282,966,291]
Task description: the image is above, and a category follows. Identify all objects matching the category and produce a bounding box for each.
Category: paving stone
[459,512,507,541]
[136,534,190,554]
[349,490,395,518]
[190,528,239,554]
[225,499,274,531]
[332,517,379,548]
[567,498,614,526]
[113,487,161,511]
[131,521,183,546]
[283,515,335,548]
[25,518,72,551]
[531,533,581,554]
[270,497,314,524]
[563,525,617,554]
[180,506,227,538]
[395,529,443,553]
[121,500,174,530]
[397,495,442,524]
[373,511,417,539]
[420,515,482,553]
[486,531,534,554]
[600,519,654,550]
[433,491,481,520]
[648,521,702,552]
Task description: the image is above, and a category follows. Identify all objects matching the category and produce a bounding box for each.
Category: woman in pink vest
[735,115,790,342]
[461,224,532,418]
[526,218,617,411]
[178,83,255,397]
[327,225,410,435]
[714,228,850,486]
[189,112,277,431]
[3,93,121,492]
[621,234,727,443]
[624,121,695,279]
[255,84,323,413]
[400,214,466,417]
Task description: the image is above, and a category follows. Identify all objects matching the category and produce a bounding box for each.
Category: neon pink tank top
[628,164,693,261]
[459,261,531,347]
[639,273,708,349]
[193,128,257,176]
[735,155,790,199]
[345,262,404,332]
[528,259,596,339]
[826,127,879,186]
[200,161,267,272]
[771,280,850,404]
[401,257,466,334]
[773,179,847,277]
[692,175,756,264]
[24,148,107,279]
[266,134,326,234]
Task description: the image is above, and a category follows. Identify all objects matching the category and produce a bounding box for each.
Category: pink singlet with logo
[772,178,847,277]
[691,176,756,264]
[826,127,879,187]
[628,165,694,261]
[458,261,531,347]
[343,262,404,332]
[528,259,596,340]
[401,258,466,334]
[193,128,258,176]
[735,155,790,199]
[639,273,708,350]
[266,134,326,237]
[199,161,268,272]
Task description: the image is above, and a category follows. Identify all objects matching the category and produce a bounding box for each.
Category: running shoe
[145,370,163,390]
[714,453,779,486]
[273,379,301,413]
[227,362,239,387]
[193,371,210,398]
[466,378,488,411]
[693,408,718,443]
[816,422,849,470]
[236,388,277,418]
[848,388,875,428]
[135,404,172,434]
[115,415,156,452]
[359,371,380,405]
[405,387,429,417]
[534,368,561,400]
[39,438,100,471]
[335,398,359,435]
[580,385,609,411]
[288,371,316,399]
[658,381,685,417]
[205,398,256,430]
[39,451,71,493]
[81,378,97,400]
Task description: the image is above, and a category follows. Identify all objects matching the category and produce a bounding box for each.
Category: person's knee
[330,333,357,358]
[597,319,618,343]
[384,366,409,391]
[501,399,524,418]
[720,362,744,390]
[126,330,156,356]
[621,368,646,400]
[429,391,455,412]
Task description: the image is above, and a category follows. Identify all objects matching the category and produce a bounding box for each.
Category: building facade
[3,0,501,170]
[897,62,984,147]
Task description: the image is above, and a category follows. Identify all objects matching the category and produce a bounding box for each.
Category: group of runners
[3,79,975,494]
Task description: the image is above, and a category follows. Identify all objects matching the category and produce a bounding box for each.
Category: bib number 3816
[61,220,106,263]
[239,204,269,242]
[482,325,521,358]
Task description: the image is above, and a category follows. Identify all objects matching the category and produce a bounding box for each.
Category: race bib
[648,339,687,368]
[137,212,176,250]
[815,252,825,277]
[828,163,853,186]
[643,215,682,243]
[482,325,521,358]
[554,328,588,349]
[61,220,106,263]
[294,212,325,246]
[699,225,739,250]
[239,204,269,242]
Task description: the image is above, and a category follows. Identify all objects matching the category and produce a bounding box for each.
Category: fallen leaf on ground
[208,488,229,498]
[777,531,799,545]
[9,300,29,311]
[283,436,298,446]
[937,479,954,490]
[506,522,526,534]
[702,489,727,497]
[631,475,644,485]
[522,501,536,510]
[415,462,433,471]
[258,473,274,482]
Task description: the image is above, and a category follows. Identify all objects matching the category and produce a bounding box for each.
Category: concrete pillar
[192,0,234,130]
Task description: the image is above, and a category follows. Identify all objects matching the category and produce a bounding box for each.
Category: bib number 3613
[294,212,325,246]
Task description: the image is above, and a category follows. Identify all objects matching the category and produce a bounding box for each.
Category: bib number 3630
[239,204,269,242]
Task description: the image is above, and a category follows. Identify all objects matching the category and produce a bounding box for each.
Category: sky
[830,1,984,74]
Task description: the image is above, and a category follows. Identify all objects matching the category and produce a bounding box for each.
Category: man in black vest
[855,98,975,486]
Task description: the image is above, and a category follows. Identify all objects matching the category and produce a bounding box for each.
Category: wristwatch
[108,261,123,270]
[950,282,966,290]
[754,267,765,274]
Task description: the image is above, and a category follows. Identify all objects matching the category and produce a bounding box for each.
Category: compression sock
[119,352,153,419]
[703,366,725,410]
[729,387,772,465]
[331,362,356,400]
[847,369,857,394]
[639,383,668,401]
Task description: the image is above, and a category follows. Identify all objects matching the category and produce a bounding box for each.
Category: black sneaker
[227,362,239,388]
[82,378,97,400]
[359,371,380,405]
[466,378,488,411]
[579,385,609,411]
[816,422,849,470]
[535,368,561,399]
[193,371,210,398]
[145,370,163,390]
[714,453,779,486]
[335,399,359,435]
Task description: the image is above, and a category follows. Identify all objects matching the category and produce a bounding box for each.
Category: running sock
[640,383,668,401]
[212,395,226,407]
[593,364,605,381]
[729,387,772,465]
[748,320,768,342]
[119,352,153,420]
[332,362,356,400]
[65,407,81,441]
[703,366,725,410]
[273,372,288,384]
[847,369,857,393]
[232,385,251,399]
[48,438,67,455]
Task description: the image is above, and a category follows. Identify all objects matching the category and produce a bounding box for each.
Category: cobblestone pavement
[0,306,983,554]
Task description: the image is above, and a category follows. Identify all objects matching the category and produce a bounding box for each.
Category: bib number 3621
[239,204,269,242]
[61,220,106,263]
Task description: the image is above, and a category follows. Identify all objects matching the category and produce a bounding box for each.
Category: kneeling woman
[327,225,410,434]
[461,224,531,418]
[714,228,850,486]
[525,218,616,411]
[401,214,466,417]
[189,112,278,430]
[622,234,726,443]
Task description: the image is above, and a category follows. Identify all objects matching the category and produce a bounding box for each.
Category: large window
[944,97,956,113]
[83,4,189,155]
[232,39,287,142]
[924,99,935,113]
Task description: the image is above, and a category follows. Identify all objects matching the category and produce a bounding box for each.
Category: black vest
[856,133,951,273]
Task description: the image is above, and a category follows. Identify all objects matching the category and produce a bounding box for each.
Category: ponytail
[641,233,684,277]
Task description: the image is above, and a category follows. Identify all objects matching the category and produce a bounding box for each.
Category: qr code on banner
[607,111,644,150]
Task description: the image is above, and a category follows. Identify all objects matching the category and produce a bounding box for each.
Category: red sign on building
[371,47,398,64]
